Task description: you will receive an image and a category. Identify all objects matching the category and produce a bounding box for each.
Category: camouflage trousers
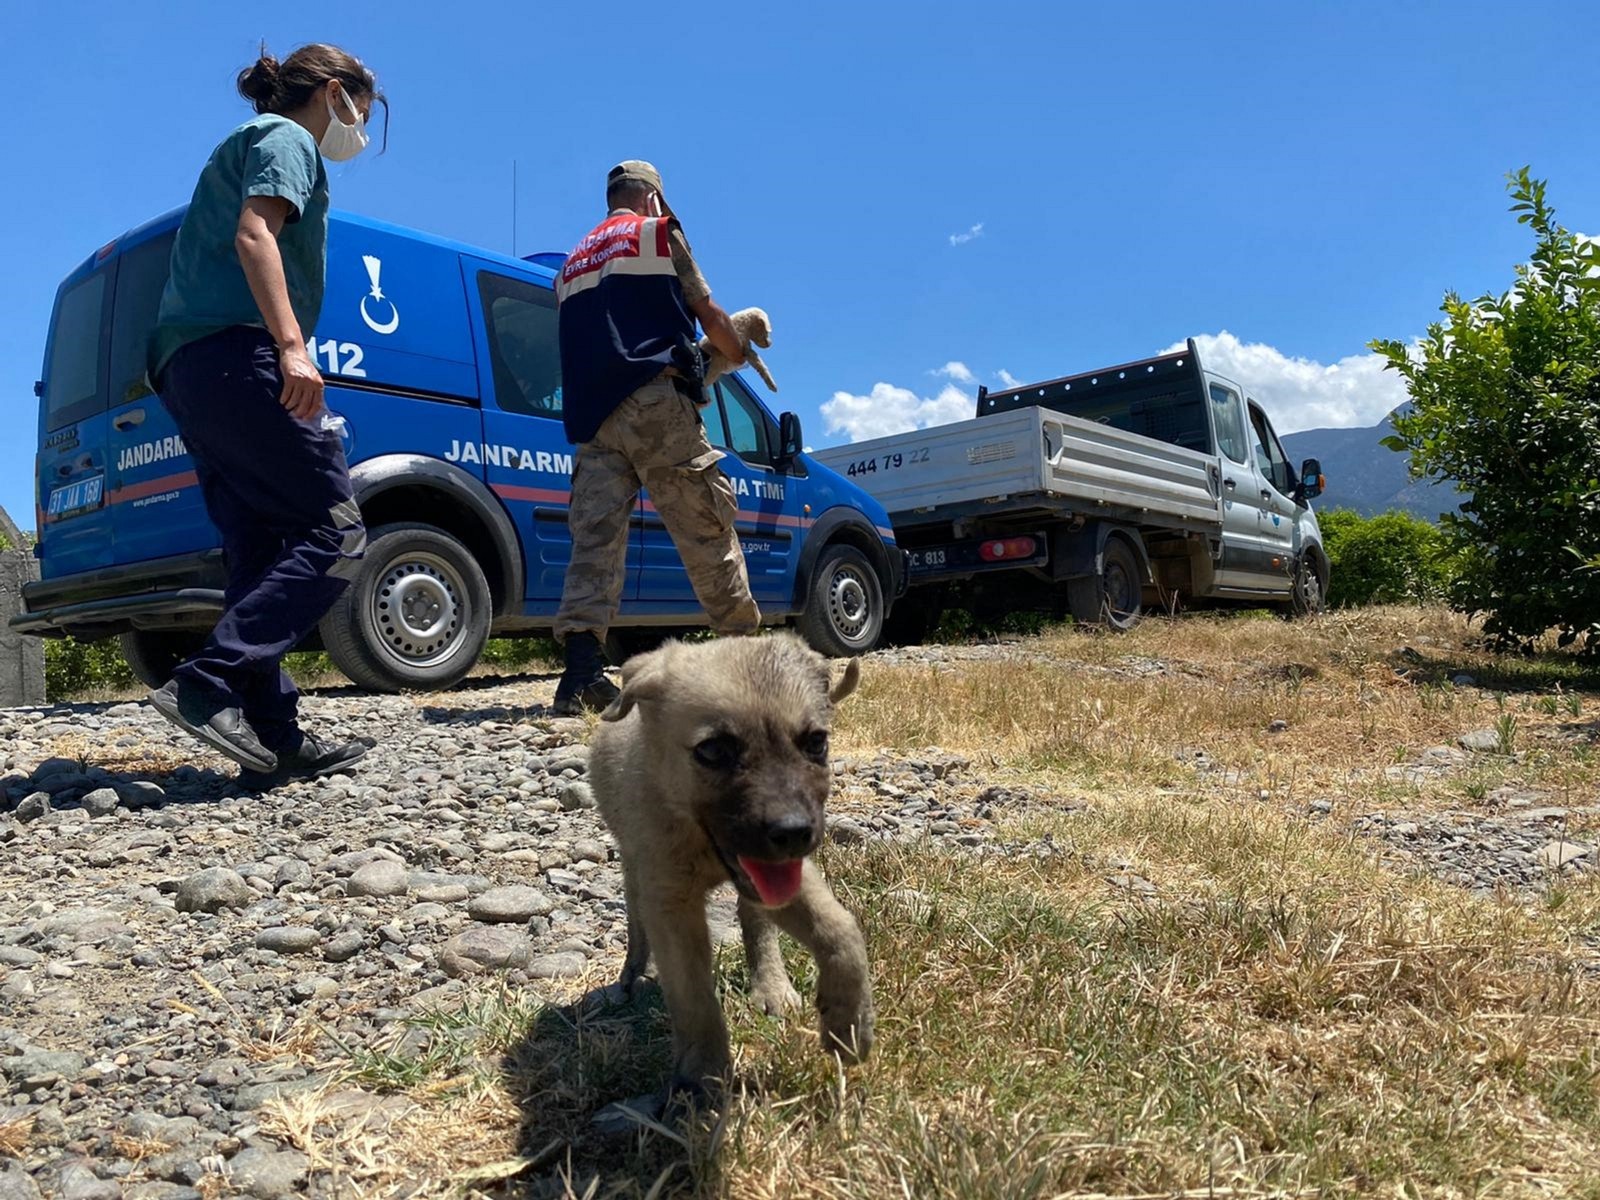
[554,376,761,641]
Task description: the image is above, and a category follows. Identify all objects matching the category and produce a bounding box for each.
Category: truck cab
[17,208,905,691]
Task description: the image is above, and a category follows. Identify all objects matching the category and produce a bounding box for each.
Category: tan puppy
[588,634,872,1099]
[699,306,778,392]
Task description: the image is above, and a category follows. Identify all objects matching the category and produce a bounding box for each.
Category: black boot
[552,632,621,717]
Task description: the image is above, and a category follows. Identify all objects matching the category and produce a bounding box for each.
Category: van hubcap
[372,553,466,667]
[827,564,872,643]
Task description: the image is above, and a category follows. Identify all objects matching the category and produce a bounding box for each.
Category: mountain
[1281,410,1462,520]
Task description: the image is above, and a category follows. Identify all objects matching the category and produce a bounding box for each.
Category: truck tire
[118,630,207,690]
[1066,536,1143,632]
[1289,553,1326,618]
[319,523,491,693]
[797,543,885,657]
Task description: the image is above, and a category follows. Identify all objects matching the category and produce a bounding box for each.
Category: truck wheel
[118,630,206,690]
[1290,554,1326,617]
[798,543,885,657]
[320,523,491,693]
[1066,537,1143,632]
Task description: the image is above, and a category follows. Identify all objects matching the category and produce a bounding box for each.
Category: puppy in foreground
[589,633,873,1099]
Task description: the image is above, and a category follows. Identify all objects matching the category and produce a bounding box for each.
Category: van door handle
[1260,489,1272,501]
[1222,477,1237,491]
[113,409,146,431]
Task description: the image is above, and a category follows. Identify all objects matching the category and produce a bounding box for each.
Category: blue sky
[3,0,1597,528]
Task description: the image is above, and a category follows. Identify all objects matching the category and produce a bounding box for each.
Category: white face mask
[319,85,369,162]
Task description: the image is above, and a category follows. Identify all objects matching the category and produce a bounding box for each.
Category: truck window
[1208,383,1248,464]
[704,378,770,465]
[44,272,108,431]
[109,233,177,407]
[1247,401,1293,495]
[478,273,561,418]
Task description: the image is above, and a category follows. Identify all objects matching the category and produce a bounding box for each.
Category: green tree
[1371,168,1600,656]
[1319,508,1458,608]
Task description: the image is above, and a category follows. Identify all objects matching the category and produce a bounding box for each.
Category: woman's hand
[277,341,325,419]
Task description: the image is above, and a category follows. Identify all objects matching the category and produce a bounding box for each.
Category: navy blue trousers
[157,326,365,751]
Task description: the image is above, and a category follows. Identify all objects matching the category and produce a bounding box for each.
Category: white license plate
[48,474,104,517]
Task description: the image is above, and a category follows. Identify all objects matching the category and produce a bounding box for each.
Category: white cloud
[933,361,976,384]
[1164,331,1409,434]
[996,368,1022,388]
[948,222,984,246]
[822,381,975,442]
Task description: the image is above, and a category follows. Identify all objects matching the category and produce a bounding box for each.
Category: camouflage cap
[608,160,663,194]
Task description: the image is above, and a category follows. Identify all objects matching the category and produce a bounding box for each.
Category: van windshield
[44,271,107,431]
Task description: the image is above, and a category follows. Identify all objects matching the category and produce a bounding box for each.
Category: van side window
[703,378,770,466]
[1247,401,1294,495]
[109,233,176,407]
[477,272,561,418]
[1208,383,1247,464]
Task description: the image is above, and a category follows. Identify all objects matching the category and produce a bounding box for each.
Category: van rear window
[109,233,176,408]
[44,272,108,431]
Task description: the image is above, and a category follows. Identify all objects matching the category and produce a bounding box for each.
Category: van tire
[320,523,491,693]
[1066,536,1143,632]
[797,543,884,657]
[118,630,207,690]
[1289,553,1326,618]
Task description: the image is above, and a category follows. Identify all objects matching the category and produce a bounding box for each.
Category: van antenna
[511,160,518,257]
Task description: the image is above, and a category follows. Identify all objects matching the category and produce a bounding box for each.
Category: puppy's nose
[763,813,815,858]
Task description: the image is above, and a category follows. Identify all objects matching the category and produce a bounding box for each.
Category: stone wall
[0,505,46,707]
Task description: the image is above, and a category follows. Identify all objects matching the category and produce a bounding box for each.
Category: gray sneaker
[148,679,277,774]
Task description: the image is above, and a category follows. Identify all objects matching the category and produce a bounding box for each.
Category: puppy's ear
[829,657,861,704]
[602,646,672,721]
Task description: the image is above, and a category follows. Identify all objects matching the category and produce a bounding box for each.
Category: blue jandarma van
[15,209,905,691]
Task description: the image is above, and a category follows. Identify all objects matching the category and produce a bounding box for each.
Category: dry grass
[269,607,1600,1197]
[0,1116,33,1158]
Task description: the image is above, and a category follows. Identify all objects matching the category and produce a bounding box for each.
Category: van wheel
[320,523,491,693]
[1066,537,1143,631]
[1290,554,1326,617]
[118,630,206,690]
[798,544,884,657]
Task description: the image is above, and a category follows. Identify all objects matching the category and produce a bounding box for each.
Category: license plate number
[48,474,104,517]
[909,548,949,571]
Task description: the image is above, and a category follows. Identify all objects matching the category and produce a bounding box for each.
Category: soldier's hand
[278,343,326,421]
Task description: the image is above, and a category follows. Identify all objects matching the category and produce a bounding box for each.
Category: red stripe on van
[491,483,572,505]
[109,471,199,504]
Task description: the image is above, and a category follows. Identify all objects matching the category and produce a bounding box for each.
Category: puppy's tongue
[738,857,803,906]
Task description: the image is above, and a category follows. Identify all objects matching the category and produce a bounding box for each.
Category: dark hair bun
[235,49,281,113]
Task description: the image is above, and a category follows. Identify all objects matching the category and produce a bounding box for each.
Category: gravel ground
[0,650,1595,1196]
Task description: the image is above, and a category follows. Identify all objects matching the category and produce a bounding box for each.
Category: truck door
[635,374,801,613]
[107,231,218,566]
[1245,399,1298,592]
[1208,381,1279,589]
[464,260,640,610]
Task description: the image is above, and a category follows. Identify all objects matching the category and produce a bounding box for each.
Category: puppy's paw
[749,976,803,1017]
[817,991,874,1064]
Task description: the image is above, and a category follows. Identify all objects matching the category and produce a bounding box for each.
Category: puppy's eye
[799,730,829,760]
[692,734,742,770]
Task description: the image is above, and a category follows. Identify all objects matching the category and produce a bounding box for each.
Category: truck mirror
[1300,457,1324,500]
[778,411,804,463]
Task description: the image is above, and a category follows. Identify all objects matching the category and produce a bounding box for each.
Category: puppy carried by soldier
[588,633,872,1100]
[699,306,778,393]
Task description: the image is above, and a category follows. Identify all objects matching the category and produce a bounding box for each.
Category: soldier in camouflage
[550,161,760,715]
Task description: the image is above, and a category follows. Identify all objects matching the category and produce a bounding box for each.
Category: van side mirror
[777,411,804,464]
[1299,457,1325,501]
